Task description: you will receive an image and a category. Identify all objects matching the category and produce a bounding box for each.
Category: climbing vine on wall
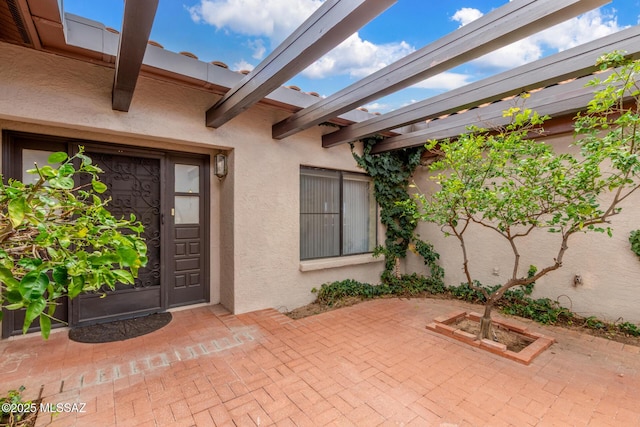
[630,230,640,258]
[351,137,443,283]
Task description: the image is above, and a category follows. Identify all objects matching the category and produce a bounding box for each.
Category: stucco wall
[0,42,384,317]
[407,133,640,323]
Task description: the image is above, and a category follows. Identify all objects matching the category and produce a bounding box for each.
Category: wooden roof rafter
[271,0,610,140]
[322,25,640,148]
[205,0,396,128]
[0,0,41,48]
[369,70,620,154]
[112,0,159,112]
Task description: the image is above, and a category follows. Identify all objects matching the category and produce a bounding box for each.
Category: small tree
[409,52,640,339]
[0,148,147,338]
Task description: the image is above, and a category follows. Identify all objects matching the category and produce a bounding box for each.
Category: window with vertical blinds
[300,167,376,260]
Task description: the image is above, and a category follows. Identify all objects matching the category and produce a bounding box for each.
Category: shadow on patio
[1,298,639,426]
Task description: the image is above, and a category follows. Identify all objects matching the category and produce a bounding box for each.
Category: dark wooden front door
[2,132,210,337]
[168,157,208,307]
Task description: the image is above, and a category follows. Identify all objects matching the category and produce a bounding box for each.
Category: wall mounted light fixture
[214,153,228,179]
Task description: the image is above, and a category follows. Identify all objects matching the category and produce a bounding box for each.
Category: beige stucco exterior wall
[0,41,384,318]
[407,133,640,323]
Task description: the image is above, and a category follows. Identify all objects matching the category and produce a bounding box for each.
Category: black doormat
[68,312,172,343]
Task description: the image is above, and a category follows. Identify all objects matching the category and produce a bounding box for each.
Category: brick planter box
[426,310,555,365]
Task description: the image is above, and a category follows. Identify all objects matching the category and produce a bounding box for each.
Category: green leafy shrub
[446,270,573,326]
[411,240,445,282]
[313,279,387,306]
[1,386,34,426]
[500,296,574,325]
[313,275,639,337]
[313,274,445,307]
[618,321,640,337]
[585,316,605,329]
[629,230,640,257]
[448,281,495,303]
[0,148,147,338]
[386,273,447,295]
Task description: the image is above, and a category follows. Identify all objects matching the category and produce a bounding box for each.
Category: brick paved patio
[1,298,639,426]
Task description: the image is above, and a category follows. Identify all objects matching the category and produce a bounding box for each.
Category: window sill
[299,253,383,272]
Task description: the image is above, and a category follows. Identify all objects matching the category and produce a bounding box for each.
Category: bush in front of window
[313,274,445,307]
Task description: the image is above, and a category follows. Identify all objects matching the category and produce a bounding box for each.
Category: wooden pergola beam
[272,0,609,140]
[323,25,640,148]
[112,0,158,112]
[369,71,616,154]
[205,0,396,128]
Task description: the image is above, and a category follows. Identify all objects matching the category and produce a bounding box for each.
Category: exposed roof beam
[323,25,640,148]
[43,12,372,125]
[9,0,43,48]
[112,0,158,112]
[370,71,616,154]
[205,0,396,128]
[272,0,609,140]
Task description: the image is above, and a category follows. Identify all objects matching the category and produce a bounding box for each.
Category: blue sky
[63,0,640,113]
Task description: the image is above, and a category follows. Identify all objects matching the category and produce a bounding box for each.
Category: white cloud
[363,102,388,111]
[188,0,323,46]
[451,7,625,70]
[233,60,255,72]
[302,33,414,79]
[474,38,543,69]
[451,7,483,27]
[401,99,419,108]
[532,9,625,51]
[413,72,475,91]
[247,39,266,59]
[188,0,414,81]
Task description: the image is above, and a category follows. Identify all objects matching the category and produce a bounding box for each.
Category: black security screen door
[72,149,164,325]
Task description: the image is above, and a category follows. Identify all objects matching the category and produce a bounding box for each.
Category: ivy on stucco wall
[351,138,443,283]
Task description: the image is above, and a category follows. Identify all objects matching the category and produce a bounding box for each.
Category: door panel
[168,157,208,307]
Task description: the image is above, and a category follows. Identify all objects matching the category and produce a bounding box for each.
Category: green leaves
[91,179,107,194]
[49,176,74,189]
[23,299,46,334]
[52,266,68,285]
[39,313,51,339]
[69,276,84,299]
[112,269,135,284]
[8,197,27,227]
[117,246,144,268]
[47,152,68,164]
[630,230,640,258]
[419,101,622,236]
[0,267,19,290]
[410,51,640,333]
[0,147,147,339]
[352,140,435,282]
[19,271,48,299]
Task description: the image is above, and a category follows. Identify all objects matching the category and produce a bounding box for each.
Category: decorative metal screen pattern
[83,152,162,289]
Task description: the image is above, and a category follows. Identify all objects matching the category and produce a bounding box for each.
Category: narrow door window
[175,164,200,224]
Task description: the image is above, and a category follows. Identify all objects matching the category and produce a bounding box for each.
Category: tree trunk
[479,303,494,340]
